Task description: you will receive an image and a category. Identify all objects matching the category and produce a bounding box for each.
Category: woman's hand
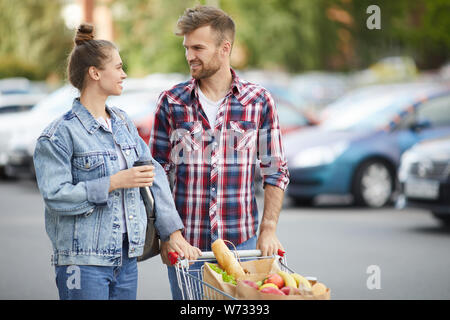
[109,165,155,192]
[160,230,202,265]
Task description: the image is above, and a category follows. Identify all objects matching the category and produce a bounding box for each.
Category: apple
[263,273,284,289]
[240,280,259,290]
[281,286,301,295]
[280,286,291,295]
[260,287,286,295]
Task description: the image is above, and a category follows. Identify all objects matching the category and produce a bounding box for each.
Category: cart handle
[168,249,285,265]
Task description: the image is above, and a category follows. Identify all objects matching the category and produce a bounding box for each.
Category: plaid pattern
[150,69,289,250]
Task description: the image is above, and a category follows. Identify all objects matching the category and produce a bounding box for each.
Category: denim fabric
[34,98,184,266]
[167,236,257,300]
[55,235,138,300]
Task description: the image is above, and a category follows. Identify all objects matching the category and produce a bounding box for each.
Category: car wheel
[353,160,394,208]
[432,212,450,226]
[0,166,6,179]
[292,197,314,207]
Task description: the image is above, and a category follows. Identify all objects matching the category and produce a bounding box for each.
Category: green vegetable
[207,263,237,285]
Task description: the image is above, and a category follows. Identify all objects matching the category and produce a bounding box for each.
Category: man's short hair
[176,5,235,47]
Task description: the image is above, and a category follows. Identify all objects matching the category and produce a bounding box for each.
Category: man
[149,5,289,299]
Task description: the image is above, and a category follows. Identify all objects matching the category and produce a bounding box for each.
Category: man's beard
[190,56,221,80]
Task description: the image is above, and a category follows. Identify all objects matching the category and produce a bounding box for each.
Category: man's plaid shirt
[150,69,289,250]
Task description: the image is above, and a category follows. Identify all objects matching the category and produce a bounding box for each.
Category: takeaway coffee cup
[133,160,155,215]
[133,160,160,261]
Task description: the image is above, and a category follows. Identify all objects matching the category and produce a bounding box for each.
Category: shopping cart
[168,249,296,300]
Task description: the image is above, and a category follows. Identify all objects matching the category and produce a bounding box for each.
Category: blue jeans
[167,236,257,300]
[55,235,138,300]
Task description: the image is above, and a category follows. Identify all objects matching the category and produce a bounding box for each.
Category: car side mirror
[410,119,432,132]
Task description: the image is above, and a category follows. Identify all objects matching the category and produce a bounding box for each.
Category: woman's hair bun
[75,23,94,46]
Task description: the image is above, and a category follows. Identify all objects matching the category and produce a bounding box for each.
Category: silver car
[398,135,450,226]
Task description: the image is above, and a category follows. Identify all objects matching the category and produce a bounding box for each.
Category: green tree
[113,0,341,74]
[397,0,450,68]
[0,0,72,80]
[112,0,197,76]
[328,0,450,69]
[223,0,339,72]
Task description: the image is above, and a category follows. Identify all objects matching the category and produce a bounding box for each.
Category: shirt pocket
[72,154,106,183]
[173,121,203,152]
[227,120,257,151]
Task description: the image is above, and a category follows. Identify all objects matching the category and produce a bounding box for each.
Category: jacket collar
[72,98,121,134]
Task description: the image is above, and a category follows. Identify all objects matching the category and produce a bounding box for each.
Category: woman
[33,24,200,300]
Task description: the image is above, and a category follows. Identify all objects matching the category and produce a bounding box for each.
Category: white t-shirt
[198,87,224,126]
[97,116,127,171]
[97,116,128,233]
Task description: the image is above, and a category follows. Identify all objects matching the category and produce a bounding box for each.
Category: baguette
[211,239,246,280]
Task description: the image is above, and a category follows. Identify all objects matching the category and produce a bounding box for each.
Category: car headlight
[398,151,418,182]
[292,141,349,168]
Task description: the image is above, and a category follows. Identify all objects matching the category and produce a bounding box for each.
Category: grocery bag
[235,279,331,300]
[202,257,282,299]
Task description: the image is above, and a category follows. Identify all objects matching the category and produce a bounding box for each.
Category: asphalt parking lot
[0,178,449,300]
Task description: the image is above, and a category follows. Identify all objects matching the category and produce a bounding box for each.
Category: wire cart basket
[168,249,297,300]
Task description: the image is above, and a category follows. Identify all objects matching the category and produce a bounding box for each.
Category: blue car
[283,82,450,207]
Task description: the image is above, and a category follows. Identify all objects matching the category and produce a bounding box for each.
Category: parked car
[398,136,450,225]
[283,82,450,208]
[253,91,318,194]
[0,77,48,114]
[0,77,31,94]
[288,71,350,113]
[0,92,47,114]
[1,74,187,179]
[351,56,418,86]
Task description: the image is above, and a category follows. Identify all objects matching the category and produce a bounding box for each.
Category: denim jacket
[33,98,184,266]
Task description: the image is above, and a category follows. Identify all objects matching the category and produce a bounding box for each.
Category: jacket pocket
[120,144,138,167]
[73,207,103,252]
[227,120,257,151]
[72,154,106,183]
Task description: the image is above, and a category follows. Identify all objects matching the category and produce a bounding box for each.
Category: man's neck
[198,67,233,102]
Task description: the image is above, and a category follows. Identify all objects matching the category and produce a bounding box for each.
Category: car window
[320,85,445,131]
[276,102,308,127]
[395,111,416,130]
[321,94,403,131]
[31,85,77,116]
[417,94,450,127]
[0,104,34,114]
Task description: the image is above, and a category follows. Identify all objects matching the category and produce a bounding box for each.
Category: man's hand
[257,184,285,256]
[160,230,202,265]
[257,224,284,257]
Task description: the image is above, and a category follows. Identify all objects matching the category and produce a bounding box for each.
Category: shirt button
[211,188,216,192]
[129,215,134,220]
